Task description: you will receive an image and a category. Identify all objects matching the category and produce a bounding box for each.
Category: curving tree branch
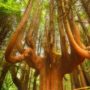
[64,18,90,59]
[5,0,33,63]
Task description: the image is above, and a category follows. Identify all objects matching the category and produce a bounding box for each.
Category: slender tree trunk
[77,12,90,45]
[78,66,87,87]
[72,68,81,88]
[0,14,12,48]
[11,66,22,90]
[0,63,10,89]
[33,70,39,90]
[80,0,90,22]
[70,74,75,90]
[81,65,90,85]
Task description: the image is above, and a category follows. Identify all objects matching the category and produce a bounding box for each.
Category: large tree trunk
[40,64,63,90]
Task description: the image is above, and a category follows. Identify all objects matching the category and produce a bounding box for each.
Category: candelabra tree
[5,0,90,90]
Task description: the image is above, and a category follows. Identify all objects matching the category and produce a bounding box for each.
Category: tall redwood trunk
[40,63,63,90]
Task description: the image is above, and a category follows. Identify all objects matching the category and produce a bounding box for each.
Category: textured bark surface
[40,63,63,90]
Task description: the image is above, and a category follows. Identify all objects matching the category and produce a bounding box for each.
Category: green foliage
[2,71,17,90]
[0,0,29,14]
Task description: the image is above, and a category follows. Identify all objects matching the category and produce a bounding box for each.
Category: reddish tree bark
[5,0,90,90]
